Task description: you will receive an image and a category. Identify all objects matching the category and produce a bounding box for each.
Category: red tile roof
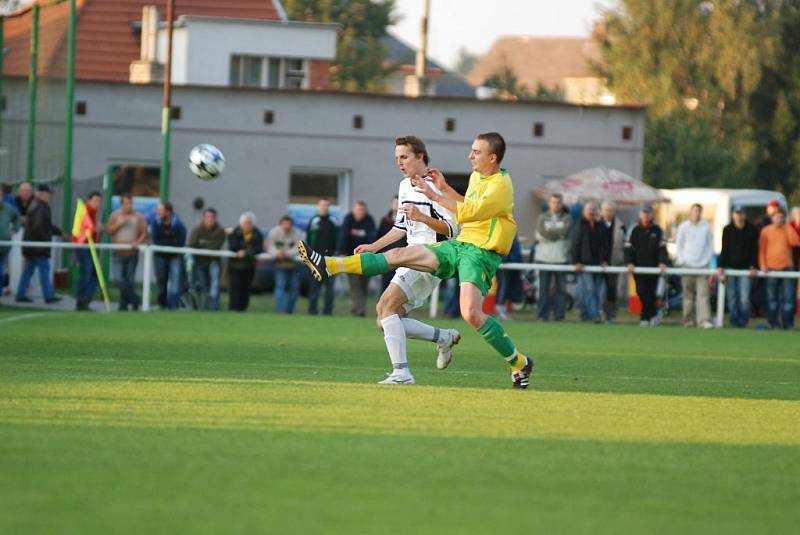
[466,36,604,91]
[3,0,283,82]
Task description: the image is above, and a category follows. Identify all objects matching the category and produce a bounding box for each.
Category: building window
[533,122,544,137]
[75,101,87,115]
[264,110,275,124]
[445,118,456,132]
[353,115,364,129]
[289,169,349,207]
[170,106,181,120]
[622,126,633,141]
[230,55,308,89]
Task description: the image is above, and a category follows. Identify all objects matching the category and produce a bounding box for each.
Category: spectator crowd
[2,181,800,330]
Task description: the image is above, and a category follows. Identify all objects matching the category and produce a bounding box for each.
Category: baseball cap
[732,204,745,213]
[36,184,52,193]
[767,199,779,208]
[641,204,654,214]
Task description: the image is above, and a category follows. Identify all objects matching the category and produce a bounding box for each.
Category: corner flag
[72,199,111,311]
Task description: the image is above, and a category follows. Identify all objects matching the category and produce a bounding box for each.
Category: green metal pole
[101,165,113,285]
[26,4,39,182]
[62,0,76,257]
[0,15,5,147]
[159,0,174,203]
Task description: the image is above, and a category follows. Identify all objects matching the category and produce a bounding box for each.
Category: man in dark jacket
[306,200,339,315]
[16,185,62,304]
[149,202,187,310]
[717,205,759,327]
[228,211,264,311]
[338,200,376,316]
[573,202,608,322]
[625,205,668,326]
[189,207,226,310]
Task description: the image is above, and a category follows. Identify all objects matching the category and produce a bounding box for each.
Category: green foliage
[485,64,564,102]
[599,0,800,197]
[283,0,397,92]
[453,47,479,77]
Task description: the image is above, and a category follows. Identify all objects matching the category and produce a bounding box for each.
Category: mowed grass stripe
[2,379,798,446]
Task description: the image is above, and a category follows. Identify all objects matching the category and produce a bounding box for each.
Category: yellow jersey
[455,169,517,255]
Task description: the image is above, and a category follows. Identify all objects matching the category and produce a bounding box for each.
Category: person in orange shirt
[759,207,800,329]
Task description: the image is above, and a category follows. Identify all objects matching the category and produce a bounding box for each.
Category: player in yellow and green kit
[298,132,534,388]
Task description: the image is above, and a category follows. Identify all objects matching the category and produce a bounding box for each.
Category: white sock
[381,314,409,372]
[401,317,441,343]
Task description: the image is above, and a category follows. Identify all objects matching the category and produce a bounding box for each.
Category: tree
[283,0,397,92]
[597,0,798,194]
[453,47,478,77]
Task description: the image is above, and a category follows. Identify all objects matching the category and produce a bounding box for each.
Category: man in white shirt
[354,136,459,385]
[676,203,714,328]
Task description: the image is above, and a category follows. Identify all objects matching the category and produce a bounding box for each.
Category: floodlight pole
[62,0,76,258]
[26,4,40,181]
[159,0,174,203]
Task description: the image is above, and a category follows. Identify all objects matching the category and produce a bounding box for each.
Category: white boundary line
[0,312,51,324]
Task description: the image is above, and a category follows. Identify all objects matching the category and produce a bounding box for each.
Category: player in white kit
[354,136,461,385]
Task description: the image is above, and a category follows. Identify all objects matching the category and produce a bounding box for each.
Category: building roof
[382,33,475,98]
[465,36,603,91]
[2,0,284,82]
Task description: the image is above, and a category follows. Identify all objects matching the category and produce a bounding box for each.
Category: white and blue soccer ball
[189,144,225,180]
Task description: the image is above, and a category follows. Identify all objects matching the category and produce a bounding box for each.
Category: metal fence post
[715,276,726,327]
[428,283,439,318]
[142,245,153,312]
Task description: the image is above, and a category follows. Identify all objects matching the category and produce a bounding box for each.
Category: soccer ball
[189,144,225,180]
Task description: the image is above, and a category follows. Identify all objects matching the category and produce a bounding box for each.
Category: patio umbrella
[534,166,668,205]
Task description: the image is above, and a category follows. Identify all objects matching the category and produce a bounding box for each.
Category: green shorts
[425,240,503,296]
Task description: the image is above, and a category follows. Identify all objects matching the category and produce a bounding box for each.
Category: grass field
[1,307,798,534]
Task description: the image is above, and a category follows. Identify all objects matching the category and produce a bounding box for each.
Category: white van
[655,188,787,257]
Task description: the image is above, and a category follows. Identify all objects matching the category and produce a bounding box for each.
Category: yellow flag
[71,198,87,241]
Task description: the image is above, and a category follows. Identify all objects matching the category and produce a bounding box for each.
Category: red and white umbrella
[534,166,668,205]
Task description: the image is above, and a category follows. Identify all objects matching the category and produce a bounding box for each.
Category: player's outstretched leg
[461,282,534,389]
[401,317,461,369]
[298,241,391,283]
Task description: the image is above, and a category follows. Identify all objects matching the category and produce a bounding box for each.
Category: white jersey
[394,177,456,245]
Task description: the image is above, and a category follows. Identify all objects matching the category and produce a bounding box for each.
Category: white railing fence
[2,240,799,326]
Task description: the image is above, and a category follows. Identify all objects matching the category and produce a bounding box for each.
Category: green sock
[477,315,517,359]
[359,253,390,276]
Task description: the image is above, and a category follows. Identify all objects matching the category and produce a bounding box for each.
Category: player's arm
[412,177,459,213]
[354,227,406,254]
[400,204,451,236]
[455,180,511,224]
[428,169,463,204]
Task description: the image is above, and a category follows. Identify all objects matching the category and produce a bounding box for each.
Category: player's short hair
[549,193,564,202]
[204,207,217,216]
[395,135,429,165]
[354,200,367,209]
[476,132,506,164]
[87,190,102,200]
[280,215,293,224]
[161,202,174,214]
[120,193,133,202]
[691,203,703,212]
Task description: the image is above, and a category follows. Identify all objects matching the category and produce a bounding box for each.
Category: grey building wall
[2,79,644,240]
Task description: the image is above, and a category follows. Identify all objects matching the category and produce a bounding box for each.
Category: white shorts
[390,267,440,313]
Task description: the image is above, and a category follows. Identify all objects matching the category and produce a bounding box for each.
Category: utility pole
[414,0,429,95]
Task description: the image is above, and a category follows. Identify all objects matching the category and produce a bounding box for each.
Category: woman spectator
[228,212,264,312]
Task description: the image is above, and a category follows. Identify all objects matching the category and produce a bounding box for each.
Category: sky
[389,0,613,69]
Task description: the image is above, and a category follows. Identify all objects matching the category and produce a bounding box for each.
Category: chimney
[129,5,165,84]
